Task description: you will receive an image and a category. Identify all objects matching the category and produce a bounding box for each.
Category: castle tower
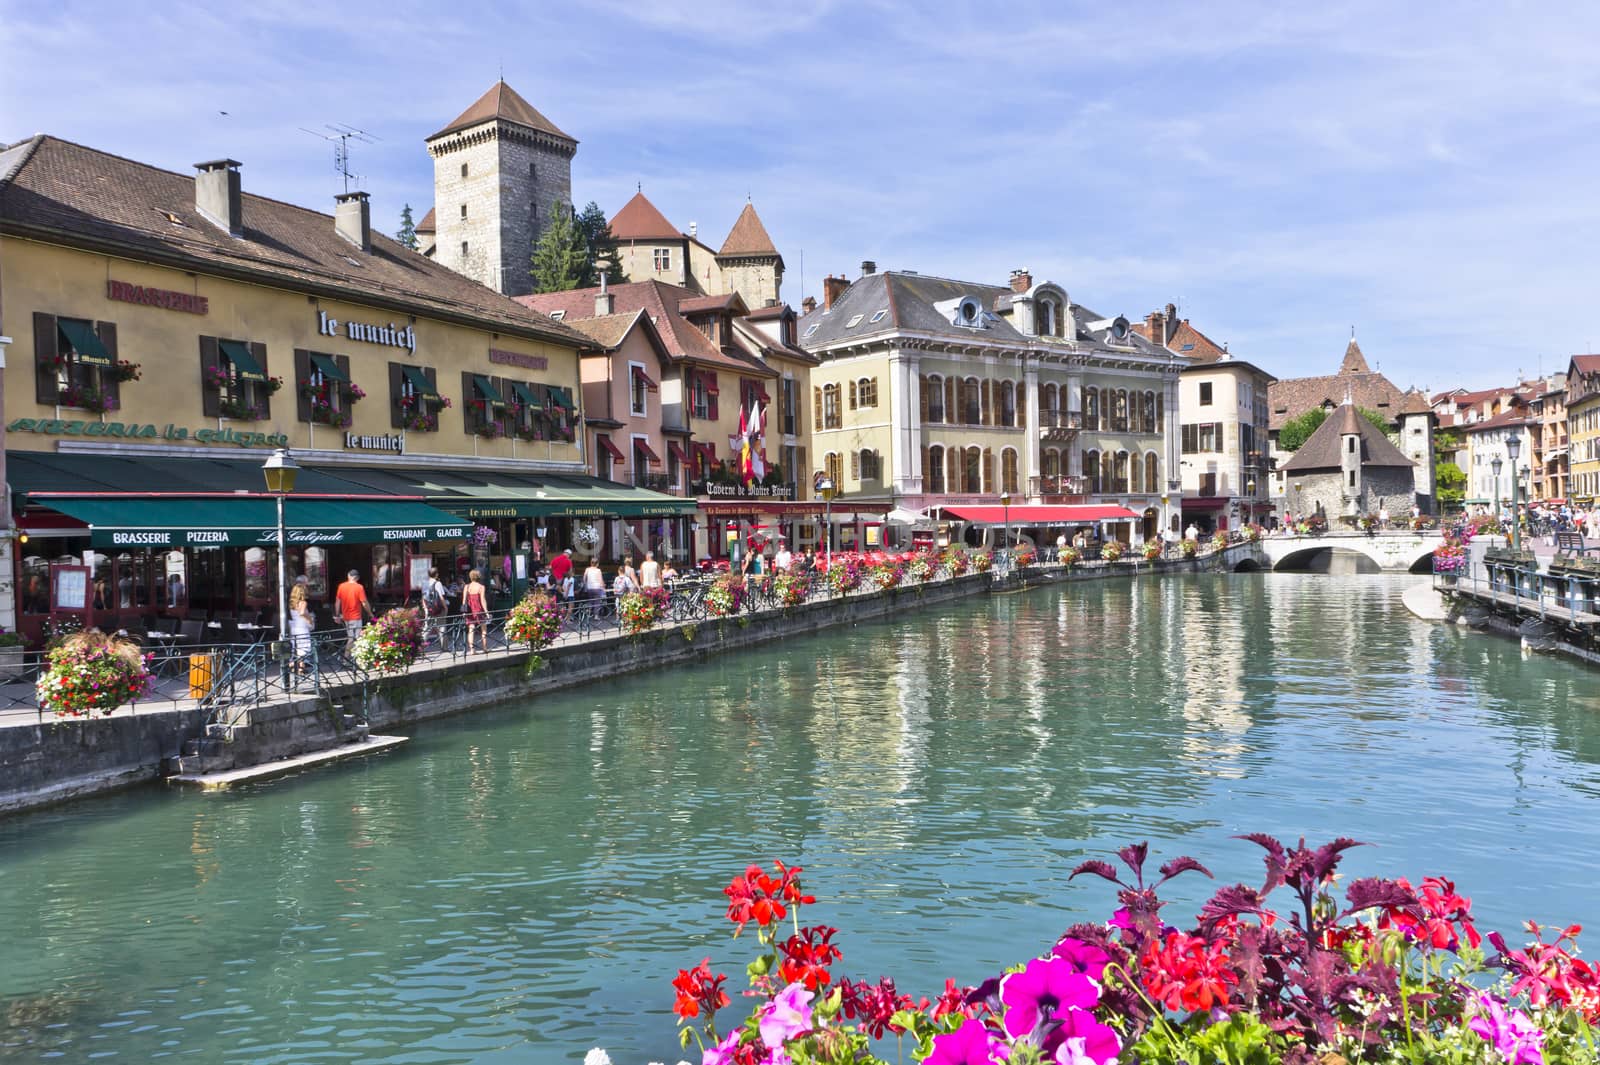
[715,202,784,306]
[425,81,577,297]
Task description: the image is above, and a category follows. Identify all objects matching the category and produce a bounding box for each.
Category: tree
[575,201,625,287]
[1434,430,1467,512]
[529,201,588,293]
[396,204,418,251]
[1277,406,1394,451]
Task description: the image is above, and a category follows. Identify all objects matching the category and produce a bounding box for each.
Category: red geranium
[724,860,814,937]
[777,924,842,990]
[671,957,730,1020]
[1140,930,1238,1013]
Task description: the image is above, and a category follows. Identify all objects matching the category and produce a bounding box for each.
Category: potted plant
[35,631,154,717]
[1100,541,1124,563]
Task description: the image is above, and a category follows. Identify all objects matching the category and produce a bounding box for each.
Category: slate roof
[718,202,781,259]
[1280,403,1415,472]
[610,191,683,241]
[427,80,575,143]
[516,279,775,377]
[0,135,591,347]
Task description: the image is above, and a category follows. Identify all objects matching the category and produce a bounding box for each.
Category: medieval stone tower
[425,81,576,297]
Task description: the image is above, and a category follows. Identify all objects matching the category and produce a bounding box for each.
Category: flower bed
[504,591,565,648]
[352,608,423,674]
[35,631,153,717]
[870,559,904,590]
[660,838,1600,1065]
[907,554,936,583]
[1179,539,1198,560]
[1012,546,1037,569]
[1210,531,1229,552]
[826,555,865,595]
[620,587,668,635]
[706,575,748,617]
[1434,539,1467,573]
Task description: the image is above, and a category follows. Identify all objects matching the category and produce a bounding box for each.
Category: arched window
[1101,451,1114,494]
[1039,298,1057,338]
[1099,388,1111,430]
[959,378,980,425]
[1131,452,1143,493]
[927,445,945,492]
[964,446,982,494]
[1042,449,1059,479]
[1084,388,1099,429]
[1084,449,1101,493]
[821,383,841,429]
[1043,383,1058,419]
[856,377,878,409]
[1145,452,1159,492]
[1000,381,1016,427]
[926,375,945,423]
[1002,448,1019,494]
[825,451,843,488]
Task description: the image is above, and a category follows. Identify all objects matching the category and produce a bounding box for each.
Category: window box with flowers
[399,392,452,433]
[202,338,281,421]
[299,377,365,428]
[59,383,117,414]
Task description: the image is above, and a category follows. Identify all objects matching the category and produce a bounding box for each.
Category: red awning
[634,438,662,465]
[667,441,691,465]
[1180,497,1230,511]
[597,436,626,463]
[943,504,1140,523]
[631,365,659,391]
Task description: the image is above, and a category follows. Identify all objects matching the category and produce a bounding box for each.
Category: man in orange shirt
[335,569,374,653]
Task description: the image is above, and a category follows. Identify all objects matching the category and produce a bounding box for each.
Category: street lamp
[1000,491,1011,564]
[261,449,300,669]
[1506,436,1522,554]
[1491,456,1503,528]
[817,475,836,569]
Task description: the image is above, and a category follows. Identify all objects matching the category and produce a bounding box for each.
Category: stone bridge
[1225,530,1442,574]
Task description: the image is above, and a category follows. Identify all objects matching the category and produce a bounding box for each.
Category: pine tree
[396,204,418,251]
[576,201,625,287]
[530,201,589,293]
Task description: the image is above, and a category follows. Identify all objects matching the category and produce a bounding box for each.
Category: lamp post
[1000,491,1011,565]
[1491,456,1503,529]
[1506,436,1522,554]
[818,475,836,570]
[261,449,300,674]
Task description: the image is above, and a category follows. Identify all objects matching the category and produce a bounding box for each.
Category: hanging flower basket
[505,591,566,648]
[705,574,747,617]
[942,549,969,577]
[1100,541,1125,562]
[35,631,154,717]
[351,608,423,674]
[619,588,668,635]
[1141,540,1163,561]
[573,522,601,550]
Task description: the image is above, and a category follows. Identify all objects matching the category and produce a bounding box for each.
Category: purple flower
[759,982,813,1049]
[1049,1009,1121,1065]
[1106,909,1133,933]
[702,1029,743,1065]
[1000,956,1100,1042]
[926,1018,1008,1065]
[1469,994,1544,1064]
[1050,938,1110,982]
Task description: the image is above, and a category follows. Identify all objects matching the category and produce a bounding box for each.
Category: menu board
[409,555,432,592]
[53,565,89,611]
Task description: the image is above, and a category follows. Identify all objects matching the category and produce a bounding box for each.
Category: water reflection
[3,575,1600,1064]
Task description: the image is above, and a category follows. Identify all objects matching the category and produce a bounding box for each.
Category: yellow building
[1568,355,1600,506]
[0,135,689,639]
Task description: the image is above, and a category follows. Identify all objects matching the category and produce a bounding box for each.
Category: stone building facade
[425,81,577,297]
[609,191,784,308]
[1280,402,1417,523]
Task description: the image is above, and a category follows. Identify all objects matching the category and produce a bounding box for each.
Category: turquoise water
[2,574,1599,1063]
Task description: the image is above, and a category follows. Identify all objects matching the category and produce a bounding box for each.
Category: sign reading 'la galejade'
[7,418,289,449]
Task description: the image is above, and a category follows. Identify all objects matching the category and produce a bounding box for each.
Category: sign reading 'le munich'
[106,280,208,315]
[317,310,416,352]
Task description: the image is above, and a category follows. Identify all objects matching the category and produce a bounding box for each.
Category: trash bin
[188,653,215,699]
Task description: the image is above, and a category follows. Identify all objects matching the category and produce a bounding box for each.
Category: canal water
[3,574,1599,1063]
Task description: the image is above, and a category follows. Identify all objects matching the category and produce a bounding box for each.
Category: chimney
[689,221,698,238]
[334,191,371,252]
[194,159,243,237]
[1145,309,1167,349]
[1164,303,1178,344]
[860,260,877,277]
[1009,269,1033,293]
[802,296,817,315]
[595,274,614,316]
[823,273,849,310]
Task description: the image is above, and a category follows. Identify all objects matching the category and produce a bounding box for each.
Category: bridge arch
[1259,533,1440,573]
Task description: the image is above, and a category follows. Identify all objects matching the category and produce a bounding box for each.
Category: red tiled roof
[1339,338,1371,374]
[718,202,780,258]
[1463,409,1534,432]
[415,207,435,234]
[1166,320,1227,363]
[679,293,743,314]
[609,191,681,241]
[1572,354,1600,374]
[428,81,574,143]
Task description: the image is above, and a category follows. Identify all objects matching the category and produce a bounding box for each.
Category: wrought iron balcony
[1029,474,1088,498]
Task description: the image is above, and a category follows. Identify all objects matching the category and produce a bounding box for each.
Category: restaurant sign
[106,280,208,315]
[98,525,469,549]
[699,481,797,500]
[7,418,288,449]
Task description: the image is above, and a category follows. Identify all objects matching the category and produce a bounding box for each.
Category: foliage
[1278,406,1393,452]
[650,842,1600,1065]
[396,203,418,251]
[472,525,499,551]
[1244,523,1264,543]
[870,559,905,590]
[351,608,423,674]
[1433,539,1466,573]
[42,615,85,648]
[971,551,994,573]
[1180,539,1199,559]
[706,574,748,617]
[298,377,364,428]
[826,555,865,594]
[773,571,812,608]
[941,550,969,577]
[1437,460,1468,512]
[1011,545,1037,568]
[575,201,626,287]
[1142,540,1164,561]
[620,587,668,635]
[110,360,142,383]
[35,631,153,717]
[505,591,565,649]
[530,200,589,293]
[59,382,115,413]
[1100,541,1124,562]
[0,626,23,648]
[1060,545,1084,567]
[907,553,936,583]
[1211,530,1231,551]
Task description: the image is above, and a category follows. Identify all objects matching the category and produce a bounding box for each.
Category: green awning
[510,381,543,409]
[57,320,112,367]
[38,496,471,549]
[402,365,440,398]
[310,352,348,382]
[546,387,573,410]
[470,374,504,405]
[218,339,267,382]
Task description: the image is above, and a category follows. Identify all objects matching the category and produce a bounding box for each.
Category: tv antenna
[299,124,379,193]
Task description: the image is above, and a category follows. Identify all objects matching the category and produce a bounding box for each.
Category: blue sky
[5,0,1598,390]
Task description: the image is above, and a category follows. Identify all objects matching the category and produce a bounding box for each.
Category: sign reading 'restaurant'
[107,280,208,314]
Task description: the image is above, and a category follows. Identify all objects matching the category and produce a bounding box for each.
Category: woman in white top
[582,561,606,601]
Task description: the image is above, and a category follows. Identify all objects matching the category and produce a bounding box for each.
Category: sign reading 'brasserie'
[107,280,208,315]
[101,525,467,548]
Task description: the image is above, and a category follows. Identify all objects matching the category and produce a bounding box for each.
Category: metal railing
[1436,555,1600,624]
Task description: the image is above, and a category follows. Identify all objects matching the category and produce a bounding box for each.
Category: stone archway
[1142,507,1158,542]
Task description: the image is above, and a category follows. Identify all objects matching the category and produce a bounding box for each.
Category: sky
[4,0,1599,391]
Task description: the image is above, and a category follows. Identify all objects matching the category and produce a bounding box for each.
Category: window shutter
[495,376,513,436]
[849,380,857,410]
[945,378,956,423]
[797,447,807,490]
[294,350,313,421]
[948,448,960,493]
[335,355,353,422]
[919,378,929,423]
[982,380,992,425]
[199,336,222,417]
[462,370,477,432]
[33,312,59,405]
[813,387,822,428]
[389,361,406,428]
[251,342,270,419]
[96,322,120,408]
[871,377,880,407]
[707,378,719,421]
[850,450,860,480]
[1016,383,1026,427]
[921,446,930,487]
[983,449,995,494]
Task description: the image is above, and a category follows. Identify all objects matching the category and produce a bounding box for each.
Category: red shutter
[199,336,222,417]
[33,312,59,405]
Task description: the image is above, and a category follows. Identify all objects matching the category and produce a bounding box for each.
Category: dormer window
[957,297,982,326]
[1108,316,1130,342]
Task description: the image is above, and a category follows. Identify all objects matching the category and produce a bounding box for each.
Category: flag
[749,400,766,481]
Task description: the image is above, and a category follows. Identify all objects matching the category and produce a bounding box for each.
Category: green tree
[1277,406,1393,451]
[1434,430,1467,511]
[529,201,588,293]
[396,203,418,251]
[575,201,625,287]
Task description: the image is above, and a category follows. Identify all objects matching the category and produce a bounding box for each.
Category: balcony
[1039,408,1082,443]
[1029,474,1088,499]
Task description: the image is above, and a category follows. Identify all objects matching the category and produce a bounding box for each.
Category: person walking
[773,540,793,572]
[639,549,662,589]
[288,579,313,686]
[549,548,574,598]
[421,566,448,648]
[461,569,489,654]
[335,569,373,655]
[581,559,606,603]
[612,564,636,598]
